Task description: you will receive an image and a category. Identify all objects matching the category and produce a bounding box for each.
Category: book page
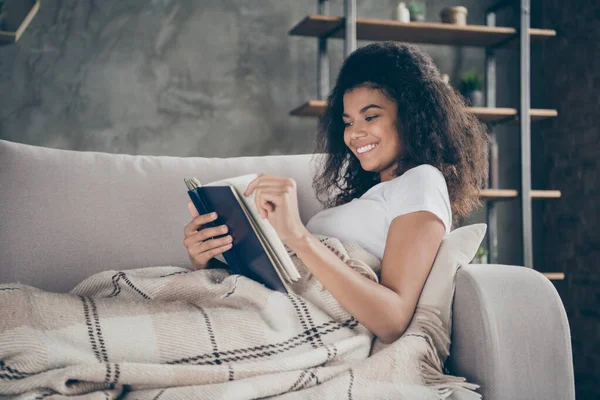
[229,187,293,284]
[204,174,300,282]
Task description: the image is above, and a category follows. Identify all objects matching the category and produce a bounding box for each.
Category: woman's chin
[359,162,377,172]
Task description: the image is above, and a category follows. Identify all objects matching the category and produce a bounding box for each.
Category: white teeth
[357,143,378,154]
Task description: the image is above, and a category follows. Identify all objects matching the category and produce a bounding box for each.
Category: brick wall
[539,1,600,398]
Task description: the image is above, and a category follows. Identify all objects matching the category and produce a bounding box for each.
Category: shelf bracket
[485,10,499,265]
[520,0,533,268]
[317,0,330,100]
[344,0,357,58]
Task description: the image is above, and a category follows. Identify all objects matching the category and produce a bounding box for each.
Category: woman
[183,42,489,344]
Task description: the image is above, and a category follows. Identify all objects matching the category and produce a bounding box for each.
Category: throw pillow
[417,223,487,361]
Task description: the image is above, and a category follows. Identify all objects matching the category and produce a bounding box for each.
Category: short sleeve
[386,165,452,233]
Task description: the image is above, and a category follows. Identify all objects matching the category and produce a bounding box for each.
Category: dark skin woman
[184,42,489,344]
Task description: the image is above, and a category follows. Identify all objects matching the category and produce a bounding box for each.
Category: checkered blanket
[0,236,480,399]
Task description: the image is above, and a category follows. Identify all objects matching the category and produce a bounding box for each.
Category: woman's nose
[350,126,367,139]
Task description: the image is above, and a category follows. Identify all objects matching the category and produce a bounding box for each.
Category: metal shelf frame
[313,0,539,268]
[485,0,534,267]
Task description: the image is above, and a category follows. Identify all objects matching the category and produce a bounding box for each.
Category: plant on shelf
[407,1,426,22]
[459,71,484,107]
[472,246,489,264]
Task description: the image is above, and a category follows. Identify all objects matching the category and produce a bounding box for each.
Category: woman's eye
[343,121,353,128]
[366,115,379,122]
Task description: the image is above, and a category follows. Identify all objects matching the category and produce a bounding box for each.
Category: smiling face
[342,86,404,182]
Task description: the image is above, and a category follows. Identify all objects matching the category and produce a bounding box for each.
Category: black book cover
[187,186,288,293]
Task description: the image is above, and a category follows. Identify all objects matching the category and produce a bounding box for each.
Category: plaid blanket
[0,236,480,399]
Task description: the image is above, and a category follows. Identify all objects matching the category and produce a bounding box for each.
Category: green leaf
[407,1,425,15]
[460,70,483,93]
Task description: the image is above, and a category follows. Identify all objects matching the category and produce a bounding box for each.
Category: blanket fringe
[411,305,482,399]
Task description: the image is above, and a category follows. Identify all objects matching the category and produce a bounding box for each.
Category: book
[184,174,300,293]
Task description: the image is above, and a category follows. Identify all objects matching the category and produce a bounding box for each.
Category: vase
[440,6,468,25]
[393,2,410,23]
[467,90,484,107]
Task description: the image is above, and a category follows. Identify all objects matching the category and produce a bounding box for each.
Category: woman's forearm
[287,230,412,343]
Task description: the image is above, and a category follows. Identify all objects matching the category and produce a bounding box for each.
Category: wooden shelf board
[469,107,558,122]
[289,15,556,47]
[0,0,40,46]
[290,101,557,123]
[531,190,561,198]
[290,100,327,117]
[543,272,565,281]
[480,190,561,199]
[0,31,17,45]
[480,189,518,199]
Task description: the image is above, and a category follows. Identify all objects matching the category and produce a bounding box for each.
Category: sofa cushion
[418,223,487,362]
[0,140,324,293]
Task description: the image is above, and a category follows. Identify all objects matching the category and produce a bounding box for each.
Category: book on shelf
[185,174,300,293]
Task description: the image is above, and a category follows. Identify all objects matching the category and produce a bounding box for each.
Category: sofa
[0,138,575,399]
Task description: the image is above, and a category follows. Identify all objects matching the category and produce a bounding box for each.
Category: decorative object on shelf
[0,0,6,31]
[407,1,426,22]
[472,246,489,264]
[440,6,468,26]
[459,71,484,107]
[393,2,410,23]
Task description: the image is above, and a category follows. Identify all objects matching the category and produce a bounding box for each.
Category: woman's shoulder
[385,164,452,232]
[388,164,447,190]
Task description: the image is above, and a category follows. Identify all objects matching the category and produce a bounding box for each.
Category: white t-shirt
[305,164,452,260]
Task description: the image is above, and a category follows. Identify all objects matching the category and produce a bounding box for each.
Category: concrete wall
[1,1,530,265]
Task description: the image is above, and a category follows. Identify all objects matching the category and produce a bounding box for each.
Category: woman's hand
[243,174,308,246]
[183,200,233,270]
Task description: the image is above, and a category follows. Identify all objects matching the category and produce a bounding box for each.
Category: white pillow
[417,223,487,352]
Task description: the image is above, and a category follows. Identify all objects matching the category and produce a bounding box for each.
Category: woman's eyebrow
[343,104,383,118]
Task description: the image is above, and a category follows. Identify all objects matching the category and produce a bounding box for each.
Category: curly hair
[312,41,490,227]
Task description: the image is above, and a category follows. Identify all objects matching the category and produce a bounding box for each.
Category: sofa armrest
[448,264,575,400]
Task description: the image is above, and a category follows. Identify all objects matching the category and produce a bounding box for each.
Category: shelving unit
[290,100,558,123]
[290,15,555,47]
[289,0,561,273]
[0,0,40,46]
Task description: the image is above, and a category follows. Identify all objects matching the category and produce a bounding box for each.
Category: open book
[184,174,300,293]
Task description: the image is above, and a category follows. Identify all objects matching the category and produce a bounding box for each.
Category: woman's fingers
[244,174,292,197]
[184,212,218,237]
[255,188,288,217]
[184,224,227,248]
[189,237,234,269]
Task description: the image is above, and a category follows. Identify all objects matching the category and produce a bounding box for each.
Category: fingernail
[211,212,217,218]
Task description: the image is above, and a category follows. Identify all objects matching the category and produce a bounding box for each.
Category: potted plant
[472,246,489,264]
[459,71,484,107]
[0,0,6,31]
[407,1,426,22]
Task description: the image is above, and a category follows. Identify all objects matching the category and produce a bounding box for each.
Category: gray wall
[1,0,532,266]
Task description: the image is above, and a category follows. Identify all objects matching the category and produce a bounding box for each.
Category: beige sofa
[0,139,575,399]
